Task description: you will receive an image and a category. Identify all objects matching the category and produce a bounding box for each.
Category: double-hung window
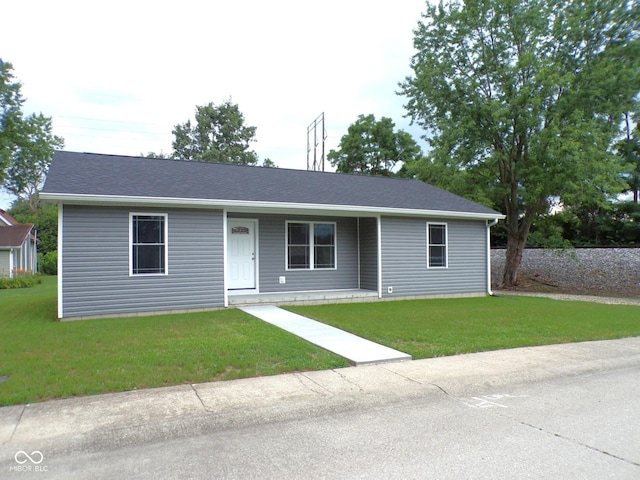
[130,213,168,275]
[427,223,447,268]
[287,222,336,270]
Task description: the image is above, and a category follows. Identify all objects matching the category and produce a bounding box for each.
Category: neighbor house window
[130,214,168,275]
[287,222,336,270]
[427,223,447,268]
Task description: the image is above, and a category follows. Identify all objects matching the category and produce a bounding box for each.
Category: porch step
[228,289,379,306]
[238,305,412,366]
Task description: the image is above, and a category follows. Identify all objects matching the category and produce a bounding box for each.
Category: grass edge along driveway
[286,295,640,359]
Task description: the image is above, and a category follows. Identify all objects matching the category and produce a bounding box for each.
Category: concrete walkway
[238,305,411,365]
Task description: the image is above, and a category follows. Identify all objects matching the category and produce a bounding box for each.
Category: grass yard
[3,278,640,407]
[0,277,348,406]
[286,295,640,359]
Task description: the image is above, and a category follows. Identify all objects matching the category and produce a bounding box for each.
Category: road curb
[1,337,639,460]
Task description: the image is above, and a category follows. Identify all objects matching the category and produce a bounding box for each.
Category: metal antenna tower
[306,112,326,171]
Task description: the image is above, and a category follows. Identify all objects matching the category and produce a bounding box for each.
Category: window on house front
[130,214,167,275]
[427,223,447,268]
[287,222,336,269]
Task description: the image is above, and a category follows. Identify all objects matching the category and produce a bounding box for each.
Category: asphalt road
[10,363,639,479]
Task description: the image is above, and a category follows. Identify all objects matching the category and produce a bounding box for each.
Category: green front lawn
[286,296,640,359]
[3,278,639,407]
[0,277,348,406]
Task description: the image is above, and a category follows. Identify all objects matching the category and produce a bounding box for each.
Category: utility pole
[306,113,326,171]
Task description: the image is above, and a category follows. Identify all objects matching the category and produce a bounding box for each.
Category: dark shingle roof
[0,224,33,247]
[41,151,501,218]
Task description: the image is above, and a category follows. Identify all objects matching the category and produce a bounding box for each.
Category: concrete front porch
[228,289,379,307]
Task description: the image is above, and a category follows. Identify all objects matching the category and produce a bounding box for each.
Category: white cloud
[1,0,428,209]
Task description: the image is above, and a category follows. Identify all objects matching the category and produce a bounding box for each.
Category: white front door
[227,219,256,290]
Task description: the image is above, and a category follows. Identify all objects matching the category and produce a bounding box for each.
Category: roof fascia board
[40,193,505,221]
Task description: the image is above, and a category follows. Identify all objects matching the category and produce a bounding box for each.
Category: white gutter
[40,192,505,222]
[486,218,500,295]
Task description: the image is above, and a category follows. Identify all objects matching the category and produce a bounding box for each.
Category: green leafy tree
[401,154,497,208]
[0,60,25,185]
[4,113,64,215]
[1,60,64,214]
[261,158,278,168]
[399,0,640,287]
[142,151,171,159]
[328,114,422,176]
[617,111,640,203]
[547,199,640,246]
[172,99,259,165]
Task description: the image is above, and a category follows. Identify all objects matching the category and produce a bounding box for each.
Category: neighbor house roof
[0,209,19,226]
[0,224,33,248]
[41,151,504,220]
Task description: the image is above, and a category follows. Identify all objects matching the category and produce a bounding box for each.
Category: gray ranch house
[41,151,504,320]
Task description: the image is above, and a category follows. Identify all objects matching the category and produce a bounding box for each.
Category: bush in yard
[38,250,57,275]
[0,273,43,289]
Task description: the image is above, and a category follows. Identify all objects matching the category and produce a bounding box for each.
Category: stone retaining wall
[491,248,640,297]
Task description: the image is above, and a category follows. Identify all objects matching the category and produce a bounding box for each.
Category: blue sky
[1,0,429,209]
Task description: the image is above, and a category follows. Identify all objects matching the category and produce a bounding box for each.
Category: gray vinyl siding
[0,243,36,278]
[17,238,36,273]
[229,213,359,293]
[61,205,224,318]
[0,250,10,278]
[358,217,378,291]
[381,217,487,297]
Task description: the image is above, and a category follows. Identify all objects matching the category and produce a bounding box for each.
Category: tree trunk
[501,205,533,288]
[502,234,528,287]
[27,192,39,217]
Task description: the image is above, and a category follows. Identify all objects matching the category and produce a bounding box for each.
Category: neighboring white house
[0,209,37,278]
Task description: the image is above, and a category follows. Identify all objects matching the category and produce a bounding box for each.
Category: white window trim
[285,220,338,271]
[427,222,448,269]
[129,212,169,276]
